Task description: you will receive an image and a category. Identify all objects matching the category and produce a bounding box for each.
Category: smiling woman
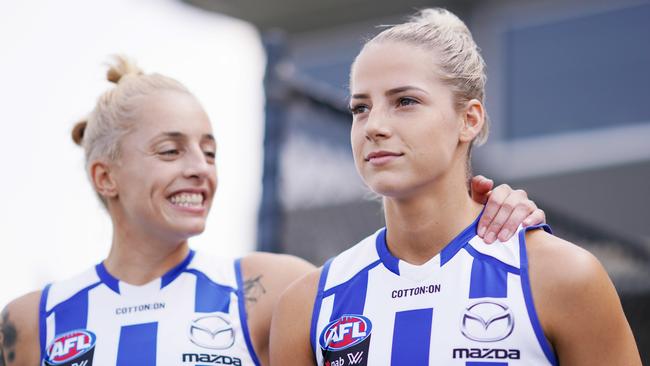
[0,56,315,366]
[89,90,219,242]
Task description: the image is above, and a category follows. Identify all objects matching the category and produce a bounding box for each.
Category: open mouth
[168,192,205,209]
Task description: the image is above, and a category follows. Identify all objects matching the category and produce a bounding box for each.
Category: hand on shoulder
[1,290,41,366]
[525,230,641,365]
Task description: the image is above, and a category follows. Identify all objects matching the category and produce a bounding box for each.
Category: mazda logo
[188,314,235,350]
[460,301,514,342]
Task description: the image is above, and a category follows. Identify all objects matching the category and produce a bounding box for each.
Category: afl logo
[45,329,96,365]
[319,315,372,351]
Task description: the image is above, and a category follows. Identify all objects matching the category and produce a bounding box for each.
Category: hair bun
[411,8,469,34]
[71,119,87,146]
[106,54,144,83]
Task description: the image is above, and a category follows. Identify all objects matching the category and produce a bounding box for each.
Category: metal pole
[257,30,289,252]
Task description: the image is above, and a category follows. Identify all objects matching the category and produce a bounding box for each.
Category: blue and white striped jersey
[311,216,558,366]
[39,250,260,366]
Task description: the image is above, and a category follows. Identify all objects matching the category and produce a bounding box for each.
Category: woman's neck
[103,219,190,286]
[383,174,483,265]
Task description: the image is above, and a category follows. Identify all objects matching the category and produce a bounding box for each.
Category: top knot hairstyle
[72,55,191,166]
[106,58,144,83]
[358,8,489,146]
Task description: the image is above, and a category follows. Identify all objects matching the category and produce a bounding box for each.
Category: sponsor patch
[460,301,514,342]
[188,313,235,350]
[452,347,521,360]
[45,329,96,366]
[181,353,242,365]
[319,315,372,366]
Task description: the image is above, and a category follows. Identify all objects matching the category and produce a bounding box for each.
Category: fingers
[477,184,510,240]
[522,208,546,227]
[476,184,545,243]
[485,188,526,243]
[495,200,537,242]
[470,175,494,204]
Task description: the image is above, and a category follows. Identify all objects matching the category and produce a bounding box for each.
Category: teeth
[170,193,203,207]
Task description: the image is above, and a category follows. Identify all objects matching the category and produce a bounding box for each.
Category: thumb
[470,175,494,204]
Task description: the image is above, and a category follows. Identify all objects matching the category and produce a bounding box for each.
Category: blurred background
[0,0,265,314]
[1,0,649,361]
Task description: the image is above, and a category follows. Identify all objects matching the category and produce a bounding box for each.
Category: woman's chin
[185,224,206,237]
[167,221,207,241]
[367,182,411,199]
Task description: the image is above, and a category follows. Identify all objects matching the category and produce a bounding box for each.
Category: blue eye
[349,104,370,115]
[398,97,418,107]
[160,149,179,156]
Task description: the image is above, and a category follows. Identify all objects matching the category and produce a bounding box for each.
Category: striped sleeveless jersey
[311,216,557,366]
[39,250,260,366]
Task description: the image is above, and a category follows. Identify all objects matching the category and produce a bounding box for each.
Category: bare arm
[240,253,315,366]
[0,291,41,366]
[527,230,641,365]
[270,269,321,366]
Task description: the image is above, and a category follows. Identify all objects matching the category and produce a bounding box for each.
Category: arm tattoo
[0,308,17,365]
[243,275,267,305]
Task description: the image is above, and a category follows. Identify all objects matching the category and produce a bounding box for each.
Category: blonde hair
[72,55,191,164]
[359,8,489,146]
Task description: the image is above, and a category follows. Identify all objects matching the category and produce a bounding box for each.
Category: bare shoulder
[525,228,614,322]
[240,252,315,305]
[524,229,641,365]
[1,290,42,366]
[270,268,322,366]
[277,266,322,310]
[239,253,315,366]
[273,266,322,334]
[273,267,322,337]
[525,229,604,290]
[242,252,315,282]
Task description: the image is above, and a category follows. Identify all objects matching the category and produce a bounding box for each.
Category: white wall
[0,0,265,307]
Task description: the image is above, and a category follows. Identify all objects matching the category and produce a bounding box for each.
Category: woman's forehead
[351,42,440,94]
[131,92,213,135]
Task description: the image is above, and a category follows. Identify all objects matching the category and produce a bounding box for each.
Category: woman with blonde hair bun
[271,8,641,366]
[0,55,544,366]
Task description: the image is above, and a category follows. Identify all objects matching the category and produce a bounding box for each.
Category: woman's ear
[459,99,485,143]
[89,161,118,199]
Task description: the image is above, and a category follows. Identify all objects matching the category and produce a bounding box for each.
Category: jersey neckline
[375,209,483,278]
[95,249,196,294]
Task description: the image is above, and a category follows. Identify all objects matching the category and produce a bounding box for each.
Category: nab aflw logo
[319,315,372,351]
[45,329,96,366]
[348,351,364,364]
[324,351,365,366]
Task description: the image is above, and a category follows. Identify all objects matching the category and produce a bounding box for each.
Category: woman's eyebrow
[350,85,428,100]
[385,85,427,96]
[158,131,186,140]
